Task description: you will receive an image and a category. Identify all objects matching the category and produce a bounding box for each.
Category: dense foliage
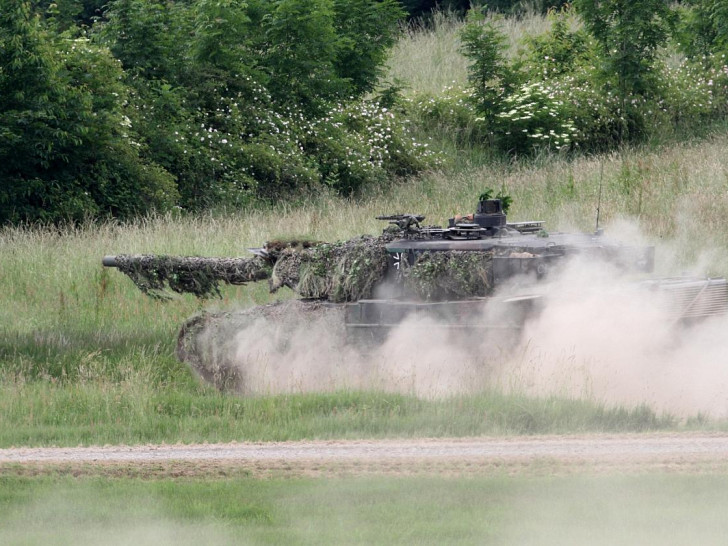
[414,3,728,156]
[2,0,728,224]
[0,0,178,223]
[0,0,435,223]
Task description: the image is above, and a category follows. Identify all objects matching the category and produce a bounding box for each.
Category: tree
[676,0,728,61]
[574,0,673,140]
[0,0,176,224]
[100,0,183,80]
[261,0,342,111]
[459,7,514,127]
[332,0,404,95]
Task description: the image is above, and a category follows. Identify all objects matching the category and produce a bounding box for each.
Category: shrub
[408,87,491,148]
[517,9,591,81]
[574,0,673,142]
[0,2,177,224]
[459,7,516,128]
[495,82,578,154]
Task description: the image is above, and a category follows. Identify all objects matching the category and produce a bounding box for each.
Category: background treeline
[1,0,433,224]
[2,0,728,225]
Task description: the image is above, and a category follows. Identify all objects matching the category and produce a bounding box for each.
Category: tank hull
[176,277,728,392]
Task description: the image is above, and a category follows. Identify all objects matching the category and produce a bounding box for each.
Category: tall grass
[4,11,728,446]
[387,10,551,96]
[3,133,728,446]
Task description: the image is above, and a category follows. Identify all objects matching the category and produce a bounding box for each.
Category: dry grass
[386,10,551,96]
[3,131,728,361]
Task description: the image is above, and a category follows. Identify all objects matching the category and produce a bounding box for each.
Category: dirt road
[3,433,728,478]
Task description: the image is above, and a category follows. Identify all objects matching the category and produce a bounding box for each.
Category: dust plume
[495,215,728,416]
[501,254,728,416]
[187,220,728,416]
[188,303,494,397]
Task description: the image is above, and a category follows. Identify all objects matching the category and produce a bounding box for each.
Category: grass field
[3,10,728,448]
[4,11,728,544]
[3,474,728,545]
[3,132,728,446]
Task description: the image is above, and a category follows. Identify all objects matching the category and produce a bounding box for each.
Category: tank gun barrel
[102,255,120,267]
[101,254,272,298]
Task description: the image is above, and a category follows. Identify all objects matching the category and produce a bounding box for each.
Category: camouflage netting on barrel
[401,250,493,301]
[269,235,390,302]
[114,255,272,299]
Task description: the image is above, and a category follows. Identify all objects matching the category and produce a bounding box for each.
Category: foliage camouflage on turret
[269,235,392,302]
[401,251,492,300]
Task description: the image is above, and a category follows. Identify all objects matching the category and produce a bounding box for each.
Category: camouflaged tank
[103,197,728,391]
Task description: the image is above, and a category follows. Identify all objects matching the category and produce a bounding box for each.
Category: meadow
[3,474,728,545]
[5,10,728,546]
[3,131,728,446]
[3,10,728,448]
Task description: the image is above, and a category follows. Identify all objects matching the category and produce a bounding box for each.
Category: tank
[103,197,728,392]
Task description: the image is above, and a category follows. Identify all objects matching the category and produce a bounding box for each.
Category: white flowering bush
[494,82,578,153]
[130,80,440,207]
[659,58,728,126]
[533,68,626,150]
[406,51,728,156]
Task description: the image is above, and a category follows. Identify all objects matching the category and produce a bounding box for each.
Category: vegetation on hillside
[2,0,728,224]
[4,2,728,443]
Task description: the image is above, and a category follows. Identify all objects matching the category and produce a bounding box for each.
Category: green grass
[4,133,728,446]
[3,474,728,545]
[0,386,675,447]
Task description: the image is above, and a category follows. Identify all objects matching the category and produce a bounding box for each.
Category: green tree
[676,0,728,60]
[574,0,673,140]
[0,0,176,224]
[35,0,106,29]
[332,0,404,95]
[459,7,514,127]
[100,0,183,79]
[261,0,343,111]
[519,9,591,80]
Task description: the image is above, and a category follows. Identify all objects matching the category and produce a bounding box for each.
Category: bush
[408,87,491,148]
[0,2,177,224]
[517,10,591,81]
[94,0,428,209]
[495,82,578,154]
[459,7,515,127]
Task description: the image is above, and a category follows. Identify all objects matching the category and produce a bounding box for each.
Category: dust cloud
[499,475,728,546]
[0,487,237,546]
[192,221,728,417]
[502,256,728,416]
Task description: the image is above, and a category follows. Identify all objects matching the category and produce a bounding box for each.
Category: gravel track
[3,433,728,477]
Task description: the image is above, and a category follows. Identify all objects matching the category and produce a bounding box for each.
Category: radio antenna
[595,160,604,234]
